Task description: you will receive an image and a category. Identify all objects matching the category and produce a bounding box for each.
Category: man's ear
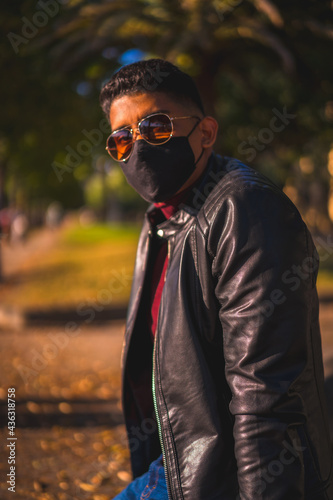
[199,116,219,149]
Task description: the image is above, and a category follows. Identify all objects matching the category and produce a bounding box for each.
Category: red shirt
[148,188,193,338]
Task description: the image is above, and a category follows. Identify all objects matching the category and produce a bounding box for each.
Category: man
[99,59,332,499]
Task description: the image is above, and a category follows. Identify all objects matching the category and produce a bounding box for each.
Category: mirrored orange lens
[140,114,172,144]
[107,129,132,161]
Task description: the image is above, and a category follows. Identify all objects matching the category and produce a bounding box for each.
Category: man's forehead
[109,93,187,130]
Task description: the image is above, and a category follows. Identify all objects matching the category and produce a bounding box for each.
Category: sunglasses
[106,112,200,162]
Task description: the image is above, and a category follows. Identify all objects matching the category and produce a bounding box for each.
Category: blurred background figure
[45,201,64,229]
[10,212,29,244]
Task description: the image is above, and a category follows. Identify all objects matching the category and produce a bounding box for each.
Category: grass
[317,250,333,294]
[62,223,141,245]
[0,221,332,311]
[0,223,141,310]
[317,270,333,294]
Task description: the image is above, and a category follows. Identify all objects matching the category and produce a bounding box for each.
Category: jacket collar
[146,152,223,239]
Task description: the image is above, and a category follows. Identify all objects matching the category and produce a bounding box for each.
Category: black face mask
[120,126,203,203]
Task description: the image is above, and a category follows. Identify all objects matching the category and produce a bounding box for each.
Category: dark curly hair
[99,58,205,121]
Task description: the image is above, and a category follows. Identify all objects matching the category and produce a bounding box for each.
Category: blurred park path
[0,223,133,500]
[1,226,62,279]
[0,321,132,500]
[0,307,332,499]
[0,221,136,322]
[0,224,332,499]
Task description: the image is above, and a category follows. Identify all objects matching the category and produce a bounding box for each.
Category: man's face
[109,92,213,196]
[110,92,203,155]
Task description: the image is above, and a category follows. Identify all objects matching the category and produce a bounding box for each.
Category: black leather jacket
[121,154,333,499]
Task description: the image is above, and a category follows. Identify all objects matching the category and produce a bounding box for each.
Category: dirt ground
[0,321,131,500]
[0,305,332,500]
[0,229,332,500]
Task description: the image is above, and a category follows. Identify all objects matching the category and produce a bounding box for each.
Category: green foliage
[1,0,333,231]
[83,164,146,213]
[0,2,117,212]
[0,222,140,308]
[62,222,141,245]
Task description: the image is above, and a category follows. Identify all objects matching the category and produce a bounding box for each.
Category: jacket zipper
[152,238,173,499]
[152,342,173,499]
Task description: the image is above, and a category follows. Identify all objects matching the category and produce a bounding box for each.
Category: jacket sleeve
[207,183,318,499]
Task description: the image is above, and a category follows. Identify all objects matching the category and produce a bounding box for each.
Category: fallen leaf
[93,441,105,452]
[58,402,72,413]
[79,482,97,492]
[27,401,41,413]
[117,471,131,482]
[40,440,49,451]
[56,470,69,480]
[34,480,43,492]
[73,432,85,443]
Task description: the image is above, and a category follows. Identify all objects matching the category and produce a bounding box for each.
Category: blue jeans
[113,454,168,499]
